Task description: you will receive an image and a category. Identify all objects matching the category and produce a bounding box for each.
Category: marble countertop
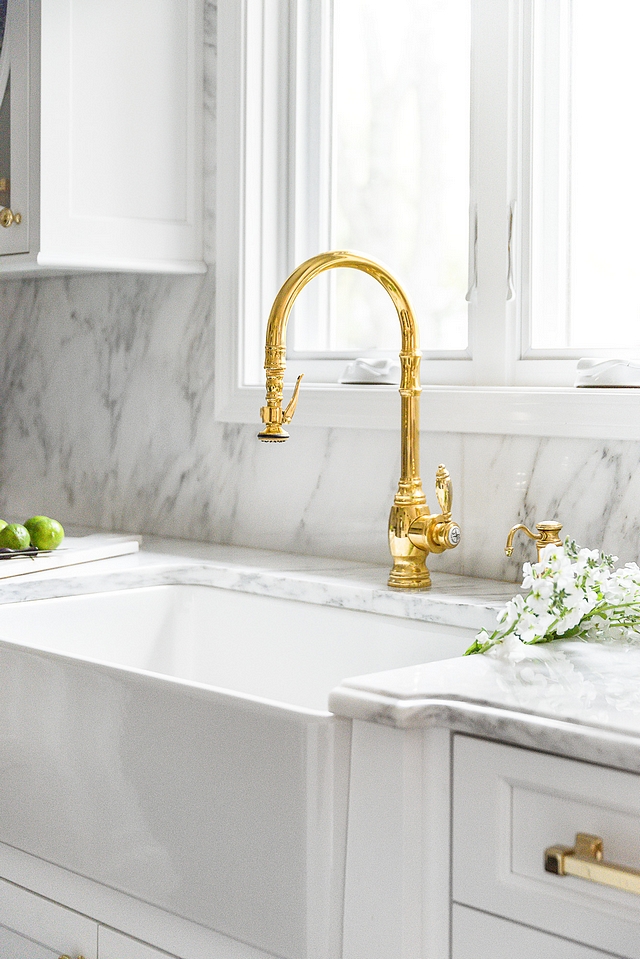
[2,531,640,771]
[0,530,516,633]
[329,638,640,773]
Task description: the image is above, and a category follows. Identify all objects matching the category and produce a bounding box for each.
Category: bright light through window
[292,0,471,355]
[531,0,640,351]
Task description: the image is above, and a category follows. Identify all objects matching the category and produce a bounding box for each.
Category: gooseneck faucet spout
[258,251,461,589]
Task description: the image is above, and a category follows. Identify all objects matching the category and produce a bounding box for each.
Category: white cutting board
[0,534,140,579]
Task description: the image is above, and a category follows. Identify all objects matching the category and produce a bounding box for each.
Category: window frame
[215,0,640,439]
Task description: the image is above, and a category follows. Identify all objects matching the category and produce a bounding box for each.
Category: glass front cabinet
[0,0,31,257]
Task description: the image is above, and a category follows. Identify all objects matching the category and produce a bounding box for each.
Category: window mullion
[471,0,514,386]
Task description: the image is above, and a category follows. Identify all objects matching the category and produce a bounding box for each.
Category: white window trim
[215,0,640,439]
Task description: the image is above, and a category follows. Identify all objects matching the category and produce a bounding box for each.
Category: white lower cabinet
[0,875,182,959]
[0,877,97,957]
[452,735,640,959]
[452,904,619,959]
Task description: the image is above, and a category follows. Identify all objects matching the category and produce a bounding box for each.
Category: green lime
[0,523,31,550]
[24,516,64,551]
[0,520,7,533]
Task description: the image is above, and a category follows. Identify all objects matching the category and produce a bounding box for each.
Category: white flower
[497,593,526,628]
[527,577,554,612]
[465,540,640,658]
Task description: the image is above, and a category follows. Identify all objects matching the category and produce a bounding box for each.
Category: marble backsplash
[0,0,638,584]
[0,268,637,585]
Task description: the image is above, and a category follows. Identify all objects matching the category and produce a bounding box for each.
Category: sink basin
[0,583,471,959]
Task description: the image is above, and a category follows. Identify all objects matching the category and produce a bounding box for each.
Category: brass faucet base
[388,564,432,590]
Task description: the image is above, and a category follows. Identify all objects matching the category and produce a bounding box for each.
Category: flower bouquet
[464,540,640,657]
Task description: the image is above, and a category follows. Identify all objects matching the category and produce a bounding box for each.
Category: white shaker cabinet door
[98,927,177,959]
[0,876,97,958]
[452,905,620,959]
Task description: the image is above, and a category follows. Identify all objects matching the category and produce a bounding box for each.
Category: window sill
[214,380,640,440]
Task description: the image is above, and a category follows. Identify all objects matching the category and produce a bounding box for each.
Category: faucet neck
[262,251,424,503]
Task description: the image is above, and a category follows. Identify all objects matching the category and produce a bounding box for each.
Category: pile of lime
[0,516,65,551]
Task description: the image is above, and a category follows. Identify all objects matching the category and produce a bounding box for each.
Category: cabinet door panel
[453,905,619,959]
[453,735,640,957]
[99,927,176,959]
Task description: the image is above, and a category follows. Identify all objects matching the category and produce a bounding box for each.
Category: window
[292,0,470,358]
[216,0,640,438]
[529,0,640,355]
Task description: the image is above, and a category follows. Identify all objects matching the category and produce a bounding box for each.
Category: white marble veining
[4,534,640,776]
[0,533,515,633]
[329,637,640,773]
[1,1,640,583]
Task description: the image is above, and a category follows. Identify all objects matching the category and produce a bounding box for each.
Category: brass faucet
[505,520,563,563]
[258,250,461,589]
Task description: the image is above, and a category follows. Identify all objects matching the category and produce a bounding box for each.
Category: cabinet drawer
[452,735,640,958]
[452,904,619,959]
[0,876,97,957]
[99,927,177,959]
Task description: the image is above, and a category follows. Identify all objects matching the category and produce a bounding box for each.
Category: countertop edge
[328,686,640,773]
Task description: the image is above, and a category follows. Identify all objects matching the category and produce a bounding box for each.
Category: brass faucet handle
[407,464,461,556]
[282,374,303,424]
[435,464,453,518]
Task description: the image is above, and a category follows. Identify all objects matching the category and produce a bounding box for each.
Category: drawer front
[0,876,97,957]
[99,927,177,959]
[452,904,619,959]
[453,735,640,958]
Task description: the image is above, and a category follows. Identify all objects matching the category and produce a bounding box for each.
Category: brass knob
[0,207,22,228]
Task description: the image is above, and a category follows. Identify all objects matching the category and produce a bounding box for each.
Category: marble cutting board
[0,534,139,579]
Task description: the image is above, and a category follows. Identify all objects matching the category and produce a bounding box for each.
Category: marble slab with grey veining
[329,637,640,773]
[3,531,640,773]
[1,4,640,588]
[0,532,517,633]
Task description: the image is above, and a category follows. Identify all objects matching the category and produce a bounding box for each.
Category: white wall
[0,0,638,583]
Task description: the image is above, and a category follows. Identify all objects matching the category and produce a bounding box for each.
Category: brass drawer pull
[0,207,22,228]
[545,832,640,895]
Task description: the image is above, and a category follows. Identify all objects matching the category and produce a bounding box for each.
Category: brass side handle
[545,833,640,895]
[58,954,86,959]
[408,464,461,554]
[0,207,22,228]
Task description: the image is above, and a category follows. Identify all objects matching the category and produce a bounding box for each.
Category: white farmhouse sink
[0,584,471,959]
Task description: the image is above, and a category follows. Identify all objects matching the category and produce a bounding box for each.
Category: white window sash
[215,0,640,439]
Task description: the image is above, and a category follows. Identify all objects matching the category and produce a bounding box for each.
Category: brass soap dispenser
[505,520,563,563]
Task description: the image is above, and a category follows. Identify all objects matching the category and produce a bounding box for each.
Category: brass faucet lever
[257,251,462,588]
[505,520,563,563]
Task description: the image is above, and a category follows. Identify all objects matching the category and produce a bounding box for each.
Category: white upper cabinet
[0,0,205,275]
